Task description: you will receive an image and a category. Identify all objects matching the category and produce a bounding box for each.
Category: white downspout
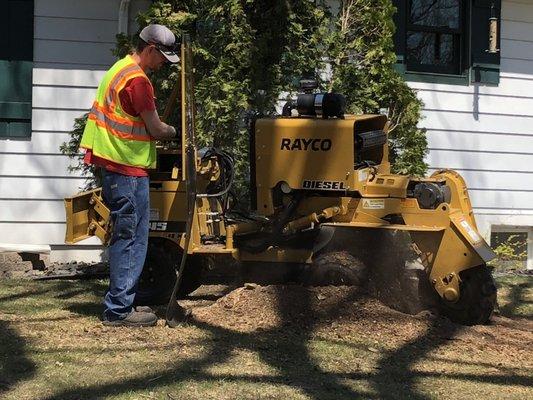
[118,0,132,34]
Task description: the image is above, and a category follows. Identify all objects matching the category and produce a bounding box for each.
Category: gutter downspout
[118,0,132,34]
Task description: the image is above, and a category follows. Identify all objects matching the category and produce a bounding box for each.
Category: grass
[0,275,532,400]
[494,274,533,319]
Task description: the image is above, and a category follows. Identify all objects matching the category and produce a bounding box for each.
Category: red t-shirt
[84,76,156,176]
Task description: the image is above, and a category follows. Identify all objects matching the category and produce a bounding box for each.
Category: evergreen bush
[61,0,427,193]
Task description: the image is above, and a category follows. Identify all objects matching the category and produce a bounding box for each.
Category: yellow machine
[65,36,497,325]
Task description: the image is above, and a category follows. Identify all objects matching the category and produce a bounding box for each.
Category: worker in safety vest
[80,24,179,327]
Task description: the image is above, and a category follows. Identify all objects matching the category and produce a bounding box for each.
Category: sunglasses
[152,42,176,53]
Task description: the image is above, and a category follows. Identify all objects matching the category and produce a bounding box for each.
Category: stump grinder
[64,35,497,326]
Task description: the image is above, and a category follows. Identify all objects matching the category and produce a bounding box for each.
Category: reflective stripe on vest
[80,55,156,169]
[105,65,144,109]
[89,103,149,139]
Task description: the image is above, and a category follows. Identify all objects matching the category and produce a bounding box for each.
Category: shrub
[61,0,427,194]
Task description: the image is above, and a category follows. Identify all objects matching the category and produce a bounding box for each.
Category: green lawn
[495,274,533,319]
[0,275,531,400]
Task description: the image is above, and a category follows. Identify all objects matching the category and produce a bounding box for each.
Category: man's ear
[141,44,153,57]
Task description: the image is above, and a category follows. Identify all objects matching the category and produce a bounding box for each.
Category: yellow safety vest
[80,55,156,169]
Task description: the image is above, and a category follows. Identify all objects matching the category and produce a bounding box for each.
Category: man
[80,24,179,327]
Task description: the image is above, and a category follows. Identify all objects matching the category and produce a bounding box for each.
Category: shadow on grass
[0,286,53,304]
[36,279,533,400]
[67,302,103,318]
[53,280,106,299]
[373,313,533,400]
[0,280,106,312]
[0,320,36,396]
[4,270,529,399]
[39,286,374,400]
[255,286,367,399]
[53,280,106,318]
[372,319,462,400]
[499,282,532,319]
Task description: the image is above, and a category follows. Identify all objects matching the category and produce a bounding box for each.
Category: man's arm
[140,109,177,140]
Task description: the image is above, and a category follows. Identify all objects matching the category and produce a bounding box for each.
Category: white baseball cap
[139,24,179,63]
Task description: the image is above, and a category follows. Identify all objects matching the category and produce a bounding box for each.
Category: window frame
[404,0,468,76]
[393,0,501,86]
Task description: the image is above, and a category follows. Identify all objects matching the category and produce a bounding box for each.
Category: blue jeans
[102,171,150,321]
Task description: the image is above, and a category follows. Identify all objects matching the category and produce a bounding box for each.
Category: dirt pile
[191,284,533,358]
[192,284,438,342]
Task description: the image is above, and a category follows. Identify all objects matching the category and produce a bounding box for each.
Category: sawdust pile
[191,284,533,359]
[193,285,398,333]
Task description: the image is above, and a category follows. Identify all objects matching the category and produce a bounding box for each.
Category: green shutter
[0,0,34,138]
[470,0,501,85]
[391,0,406,69]
[0,61,33,119]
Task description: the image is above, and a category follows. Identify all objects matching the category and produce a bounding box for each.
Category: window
[392,0,501,85]
[406,0,465,75]
[0,0,34,138]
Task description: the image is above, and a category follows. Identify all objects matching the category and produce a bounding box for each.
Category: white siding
[0,0,150,263]
[2,0,532,264]
[409,0,533,239]
[0,177,88,199]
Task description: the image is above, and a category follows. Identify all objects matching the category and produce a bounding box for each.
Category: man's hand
[140,109,177,140]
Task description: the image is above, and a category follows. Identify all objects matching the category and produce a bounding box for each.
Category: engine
[251,93,388,215]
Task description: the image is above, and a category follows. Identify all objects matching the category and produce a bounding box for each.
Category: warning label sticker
[460,220,481,243]
[362,199,385,210]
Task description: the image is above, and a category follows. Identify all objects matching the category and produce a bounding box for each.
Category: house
[0,0,531,269]
[392,0,533,269]
[0,0,149,264]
